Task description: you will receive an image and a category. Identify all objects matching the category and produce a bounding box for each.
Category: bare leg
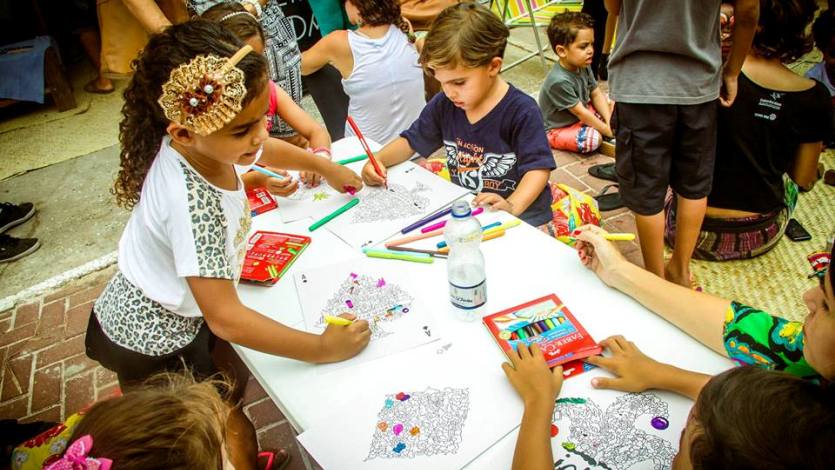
[635,212,666,279]
[665,195,707,288]
[213,340,258,470]
[77,28,113,91]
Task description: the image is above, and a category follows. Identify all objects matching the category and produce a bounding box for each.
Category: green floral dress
[723,301,819,380]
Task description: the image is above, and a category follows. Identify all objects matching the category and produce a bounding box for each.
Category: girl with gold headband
[83,19,370,470]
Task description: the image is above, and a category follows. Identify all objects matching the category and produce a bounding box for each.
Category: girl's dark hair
[201,2,265,46]
[753,0,818,62]
[812,9,835,53]
[347,0,414,42]
[114,19,267,209]
[689,367,835,469]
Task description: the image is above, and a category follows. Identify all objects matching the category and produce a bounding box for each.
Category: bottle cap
[450,200,471,218]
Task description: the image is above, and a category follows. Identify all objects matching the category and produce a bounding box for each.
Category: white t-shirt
[94,137,253,356]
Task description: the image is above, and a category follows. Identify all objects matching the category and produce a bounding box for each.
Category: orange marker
[347,115,386,188]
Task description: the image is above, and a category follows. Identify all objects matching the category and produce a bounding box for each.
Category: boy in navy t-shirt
[361,2,555,227]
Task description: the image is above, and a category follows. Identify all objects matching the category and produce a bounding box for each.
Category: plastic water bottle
[445,200,486,321]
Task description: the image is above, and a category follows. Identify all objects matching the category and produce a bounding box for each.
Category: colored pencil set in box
[483,294,600,378]
[240,231,311,285]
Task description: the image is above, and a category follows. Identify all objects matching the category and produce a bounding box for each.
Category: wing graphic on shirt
[480,152,517,179]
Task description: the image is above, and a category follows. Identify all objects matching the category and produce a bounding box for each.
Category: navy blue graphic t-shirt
[401,85,556,226]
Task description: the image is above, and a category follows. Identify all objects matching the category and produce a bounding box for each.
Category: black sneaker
[0,234,40,263]
[0,202,36,233]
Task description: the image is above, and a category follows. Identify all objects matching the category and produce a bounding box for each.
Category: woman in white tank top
[301,0,426,145]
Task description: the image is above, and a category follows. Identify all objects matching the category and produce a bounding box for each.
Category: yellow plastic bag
[546,182,601,246]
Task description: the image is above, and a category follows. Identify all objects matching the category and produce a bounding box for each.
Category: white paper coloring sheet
[275,171,345,223]
[297,343,524,470]
[323,161,470,248]
[275,137,382,223]
[294,257,441,374]
[470,373,696,470]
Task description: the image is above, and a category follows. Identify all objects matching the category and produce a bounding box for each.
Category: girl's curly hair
[753,0,818,63]
[347,0,415,43]
[114,19,267,209]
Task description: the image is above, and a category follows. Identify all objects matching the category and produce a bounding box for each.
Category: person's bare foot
[664,261,691,289]
[84,76,115,94]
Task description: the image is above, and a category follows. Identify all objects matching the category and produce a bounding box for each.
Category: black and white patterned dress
[189,0,303,138]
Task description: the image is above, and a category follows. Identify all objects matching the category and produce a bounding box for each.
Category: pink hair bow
[44,435,112,470]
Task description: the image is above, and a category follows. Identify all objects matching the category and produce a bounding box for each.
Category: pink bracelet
[310,146,331,158]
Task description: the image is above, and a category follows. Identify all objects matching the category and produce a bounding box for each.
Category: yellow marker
[603,233,636,241]
[324,315,353,326]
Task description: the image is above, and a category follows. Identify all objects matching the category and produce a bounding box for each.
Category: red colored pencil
[346,115,386,188]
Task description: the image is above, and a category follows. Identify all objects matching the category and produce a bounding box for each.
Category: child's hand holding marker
[321,163,364,195]
[472,192,514,214]
[318,313,371,363]
[361,160,388,187]
[263,169,298,197]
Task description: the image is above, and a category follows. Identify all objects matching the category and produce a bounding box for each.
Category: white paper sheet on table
[296,343,524,470]
[274,171,345,223]
[274,138,382,223]
[322,161,471,248]
[294,257,441,375]
[466,370,696,470]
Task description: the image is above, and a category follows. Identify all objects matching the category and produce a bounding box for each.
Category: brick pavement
[0,148,636,470]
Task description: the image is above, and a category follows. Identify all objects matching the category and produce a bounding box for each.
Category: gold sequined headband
[158,45,253,136]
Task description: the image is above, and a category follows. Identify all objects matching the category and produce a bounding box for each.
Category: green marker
[335,154,368,165]
[308,198,360,232]
[363,248,434,264]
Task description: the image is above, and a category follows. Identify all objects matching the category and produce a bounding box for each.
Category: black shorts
[613,101,717,215]
[85,309,219,387]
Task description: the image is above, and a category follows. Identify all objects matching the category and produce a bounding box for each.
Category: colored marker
[421,207,484,233]
[400,207,453,234]
[604,233,636,241]
[436,221,502,249]
[324,315,354,326]
[335,154,368,165]
[308,198,360,232]
[251,165,285,180]
[363,248,434,264]
[347,116,386,188]
[387,246,448,258]
[516,328,529,340]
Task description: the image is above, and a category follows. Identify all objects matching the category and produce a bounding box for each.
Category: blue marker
[251,165,285,180]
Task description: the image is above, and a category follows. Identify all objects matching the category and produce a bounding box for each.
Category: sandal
[83,79,115,95]
[594,184,624,211]
[258,449,291,470]
[588,162,617,182]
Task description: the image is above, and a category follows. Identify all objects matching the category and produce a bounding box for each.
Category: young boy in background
[539,12,614,156]
[362,2,556,228]
[604,0,758,287]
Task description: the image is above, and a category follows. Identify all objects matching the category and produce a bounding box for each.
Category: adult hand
[318,313,371,362]
[473,192,514,214]
[263,169,299,197]
[502,343,564,407]
[573,225,627,287]
[360,160,387,186]
[585,335,664,392]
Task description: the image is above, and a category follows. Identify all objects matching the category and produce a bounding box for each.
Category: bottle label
[449,279,487,310]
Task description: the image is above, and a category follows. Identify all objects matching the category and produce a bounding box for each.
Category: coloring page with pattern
[294,257,441,375]
[323,161,471,249]
[275,171,347,223]
[297,343,523,470]
[472,382,695,470]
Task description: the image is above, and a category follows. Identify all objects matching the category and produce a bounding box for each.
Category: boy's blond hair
[419,2,509,72]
